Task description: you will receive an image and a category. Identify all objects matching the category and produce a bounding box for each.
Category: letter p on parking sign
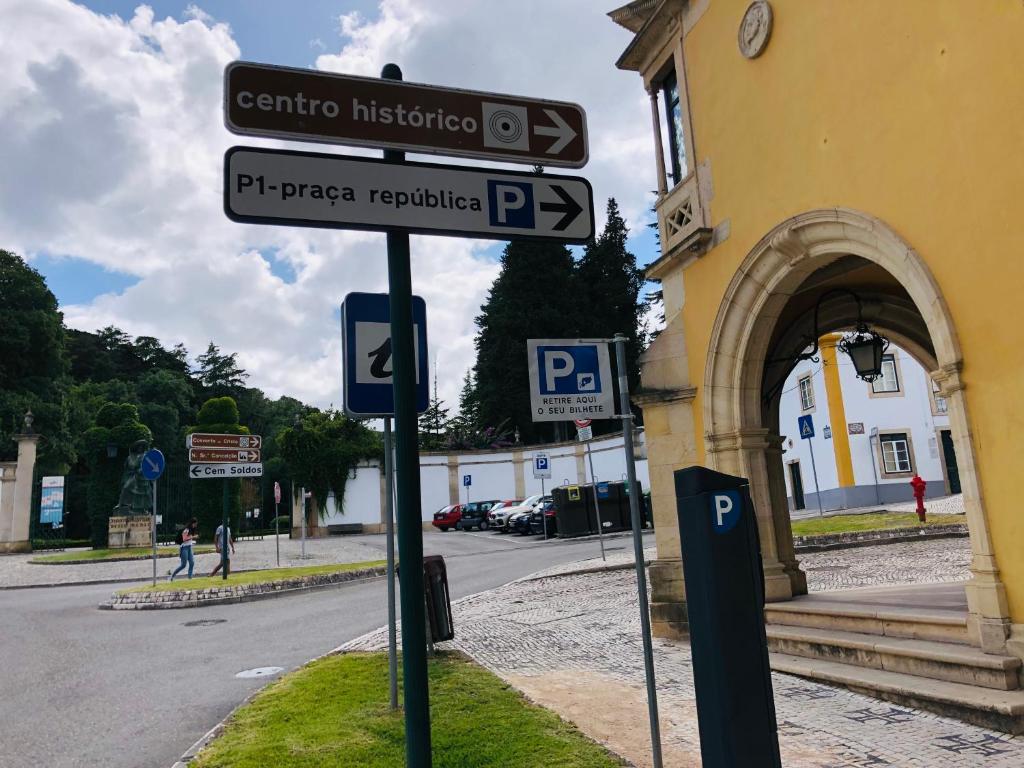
[526,339,615,423]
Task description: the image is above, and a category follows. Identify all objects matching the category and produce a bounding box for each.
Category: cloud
[0,0,652,413]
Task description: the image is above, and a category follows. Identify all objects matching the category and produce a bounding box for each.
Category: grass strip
[118,559,385,594]
[32,546,214,563]
[791,511,962,537]
[193,651,626,768]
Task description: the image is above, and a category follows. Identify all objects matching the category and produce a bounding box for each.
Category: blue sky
[4,1,657,409]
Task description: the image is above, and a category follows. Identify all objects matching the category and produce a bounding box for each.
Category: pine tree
[196,342,248,397]
[575,199,645,429]
[418,367,450,451]
[473,238,578,443]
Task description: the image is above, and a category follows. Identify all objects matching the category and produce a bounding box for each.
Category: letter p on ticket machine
[674,466,782,768]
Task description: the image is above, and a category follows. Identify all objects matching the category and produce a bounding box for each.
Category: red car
[431,503,462,532]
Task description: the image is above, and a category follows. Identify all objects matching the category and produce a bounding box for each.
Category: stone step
[771,652,1024,735]
[767,624,1021,690]
[765,599,970,645]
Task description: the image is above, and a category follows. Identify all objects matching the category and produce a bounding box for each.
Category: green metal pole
[382,62,432,767]
[221,479,229,580]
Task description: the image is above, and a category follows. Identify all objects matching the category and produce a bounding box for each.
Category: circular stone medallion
[738,1,773,59]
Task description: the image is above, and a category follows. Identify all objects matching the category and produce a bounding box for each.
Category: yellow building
[610,0,1024,727]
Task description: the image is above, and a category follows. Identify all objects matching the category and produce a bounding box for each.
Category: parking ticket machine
[674,466,782,768]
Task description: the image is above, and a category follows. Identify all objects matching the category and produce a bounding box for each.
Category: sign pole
[300,486,307,558]
[275,498,280,566]
[152,479,158,587]
[383,62,432,768]
[384,416,399,711]
[613,333,663,768]
[221,480,229,580]
[584,441,606,562]
[541,476,547,539]
[808,439,824,517]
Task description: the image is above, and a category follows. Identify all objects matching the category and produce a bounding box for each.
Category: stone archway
[703,208,1010,653]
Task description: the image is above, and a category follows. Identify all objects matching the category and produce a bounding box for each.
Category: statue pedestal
[108,516,129,548]
[127,516,152,547]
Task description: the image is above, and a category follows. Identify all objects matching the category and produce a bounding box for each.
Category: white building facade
[779,336,959,513]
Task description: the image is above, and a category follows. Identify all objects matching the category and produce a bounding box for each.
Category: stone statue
[115,439,153,516]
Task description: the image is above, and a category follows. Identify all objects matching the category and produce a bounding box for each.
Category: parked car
[511,496,549,535]
[529,498,558,537]
[457,500,501,531]
[431,504,461,532]
[489,494,542,531]
[485,499,522,529]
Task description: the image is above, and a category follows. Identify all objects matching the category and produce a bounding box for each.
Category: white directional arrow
[533,109,577,155]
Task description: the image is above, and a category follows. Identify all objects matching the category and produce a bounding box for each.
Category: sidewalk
[0,535,383,588]
[345,537,1017,767]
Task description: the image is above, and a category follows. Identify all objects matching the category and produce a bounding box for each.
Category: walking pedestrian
[170,518,198,581]
[209,522,235,577]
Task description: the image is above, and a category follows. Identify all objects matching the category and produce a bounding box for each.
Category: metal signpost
[798,414,824,517]
[188,433,263,579]
[224,147,593,243]
[463,473,471,504]
[224,61,588,168]
[526,336,663,768]
[225,57,592,768]
[273,481,281,567]
[577,418,606,562]
[533,452,551,538]
[141,448,166,587]
[341,290,429,713]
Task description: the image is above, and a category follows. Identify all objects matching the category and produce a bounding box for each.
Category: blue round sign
[141,448,166,481]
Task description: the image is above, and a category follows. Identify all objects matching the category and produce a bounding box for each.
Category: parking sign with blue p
[527,339,615,422]
[710,490,742,534]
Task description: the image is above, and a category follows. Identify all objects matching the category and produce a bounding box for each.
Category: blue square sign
[341,292,429,418]
[527,339,615,422]
[487,180,535,229]
[798,414,815,440]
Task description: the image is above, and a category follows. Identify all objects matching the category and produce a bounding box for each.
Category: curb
[101,567,387,610]
[793,525,968,553]
[1,566,263,592]
[30,549,216,566]
[518,558,654,583]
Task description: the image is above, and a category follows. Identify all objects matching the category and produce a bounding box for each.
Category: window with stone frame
[798,375,815,411]
[871,354,901,393]
[880,433,913,474]
[658,67,688,187]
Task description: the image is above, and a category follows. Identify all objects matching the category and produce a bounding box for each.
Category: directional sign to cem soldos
[225,147,593,243]
[188,433,263,480]
[225,61,588,168]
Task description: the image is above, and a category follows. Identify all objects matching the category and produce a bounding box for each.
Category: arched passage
[703,208,1010,652]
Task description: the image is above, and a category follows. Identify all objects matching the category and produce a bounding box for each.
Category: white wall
[321,430,651,528]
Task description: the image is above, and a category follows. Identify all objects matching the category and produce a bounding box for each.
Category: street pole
[300,486,307,558]
[584,441,606,561]
[151,479,157,587]
[384,416,399,711]
[808,438,824,517]
[613,334,663,768]
[275,498,280,566]
[868,429,881,506]
[221,480,228,580]
[382,62,432,768]
[541,476,547,539]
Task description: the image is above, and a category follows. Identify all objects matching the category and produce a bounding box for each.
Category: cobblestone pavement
[526,537,970,592]
[0,535,384,588]
[345,537,1007,767]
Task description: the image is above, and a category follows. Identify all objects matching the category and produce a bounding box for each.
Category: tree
[575,199,645,431]
[473,238,578,443]
[277,410,380,517]
[418,371,450,451]
[82,403,152,547]
[195,343,248,397]
[0,250,70,468]
[187,397,248,535]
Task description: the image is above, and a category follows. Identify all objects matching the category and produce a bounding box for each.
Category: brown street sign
[224,61,588,168]
[187,433,262,450]
[188,448,261,464]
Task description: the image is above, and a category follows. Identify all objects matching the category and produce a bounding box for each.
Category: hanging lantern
[838,324,889,382]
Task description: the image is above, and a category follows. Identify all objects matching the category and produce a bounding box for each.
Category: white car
[491,494,544,532]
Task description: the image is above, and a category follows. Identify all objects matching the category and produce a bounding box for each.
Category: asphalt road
[0,529,643,768]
